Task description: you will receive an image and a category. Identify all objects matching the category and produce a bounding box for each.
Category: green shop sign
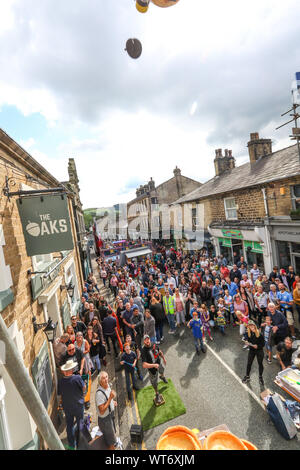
[17,194,74,256]
[218,237,232,247]
[221,229,243,239]
[244,240,263,254]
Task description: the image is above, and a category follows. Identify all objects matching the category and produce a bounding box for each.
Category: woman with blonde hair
[65,325,75,344]
[242,320,265,386]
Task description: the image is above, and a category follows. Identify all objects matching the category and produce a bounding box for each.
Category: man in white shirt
[250,264,260,283]
[167,272,176,289]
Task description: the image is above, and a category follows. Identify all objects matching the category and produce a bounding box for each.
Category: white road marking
[205,343,265,410]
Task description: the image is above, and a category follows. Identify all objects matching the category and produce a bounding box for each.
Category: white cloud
[0,0,299,209]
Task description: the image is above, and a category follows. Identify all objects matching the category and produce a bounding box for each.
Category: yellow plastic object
[157,426,202,450]
[136,0,149,13]
[203,431,248,451]
[241,439,258,450]
[151,0,180,7]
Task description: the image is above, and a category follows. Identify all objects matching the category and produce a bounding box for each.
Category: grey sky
[0,0,299,207]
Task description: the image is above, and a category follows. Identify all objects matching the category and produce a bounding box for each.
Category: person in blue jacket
[188,311,206,355]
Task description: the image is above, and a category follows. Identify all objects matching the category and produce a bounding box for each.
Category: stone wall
[0,135,83,448]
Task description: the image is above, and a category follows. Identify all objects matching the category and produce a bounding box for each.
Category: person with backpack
[95,371,118,450]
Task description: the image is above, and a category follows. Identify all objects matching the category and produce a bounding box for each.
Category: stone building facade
[62,158,91,279]
[0,129,83,449]
[127,167,202,241]
[174,133,300,273]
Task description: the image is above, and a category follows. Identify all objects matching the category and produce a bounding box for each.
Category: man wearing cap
[141,335,167,402]
[58,360,86,450]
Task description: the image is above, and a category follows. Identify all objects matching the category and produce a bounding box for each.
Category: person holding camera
[242,320,265,386]
[141,335,168,402]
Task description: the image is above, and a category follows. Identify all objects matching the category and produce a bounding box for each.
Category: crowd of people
[55,243,300,449]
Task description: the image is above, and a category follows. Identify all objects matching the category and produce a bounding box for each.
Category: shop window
[224,198,238,220]
[291,185,300,210]
[219,239,233,265]
[277,241,291,271]
[291,242,300,254]
[295,257,300,275]
[246,249,264,270]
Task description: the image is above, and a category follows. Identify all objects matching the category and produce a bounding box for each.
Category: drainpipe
[0,314,64,450]
[262,188,269,218]
[261,188,273,272]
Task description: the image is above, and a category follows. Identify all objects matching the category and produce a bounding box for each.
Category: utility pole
[0,314,64,450]
[276,90,300,164]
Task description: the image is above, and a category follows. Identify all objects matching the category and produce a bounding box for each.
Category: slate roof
[174,144,300,204]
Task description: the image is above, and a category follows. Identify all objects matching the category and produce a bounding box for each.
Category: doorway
[231,239,243,264]
[295,256,300,275]
[47,293,63,337]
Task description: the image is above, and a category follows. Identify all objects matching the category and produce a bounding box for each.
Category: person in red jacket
[221,265,230,278]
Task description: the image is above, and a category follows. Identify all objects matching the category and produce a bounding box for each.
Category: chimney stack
[214,148,235,176]
[247,132,272,165]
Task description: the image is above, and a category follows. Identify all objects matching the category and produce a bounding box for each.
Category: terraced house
[0,129,84,449]
[174,133,300,273]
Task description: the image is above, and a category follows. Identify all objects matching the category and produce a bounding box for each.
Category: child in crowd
[216,310,226,335]
[188,311,206,355]
[217,298,227,321]
[209,304,217,329]
[200,304,213,341]
[190,301,200,319]
[223,289,234,324]
[261,315,273,364]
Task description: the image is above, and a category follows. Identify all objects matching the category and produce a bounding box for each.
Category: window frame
[224,197,238,220]
[291,184,300,210]
[32,254,53,273]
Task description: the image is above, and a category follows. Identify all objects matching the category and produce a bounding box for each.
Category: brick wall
[188,175,300,228]
[0,143,83,447]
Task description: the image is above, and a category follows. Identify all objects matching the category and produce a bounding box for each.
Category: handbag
[99,343,107,359]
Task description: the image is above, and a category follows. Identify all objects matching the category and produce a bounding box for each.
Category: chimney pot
[248,133,272,165]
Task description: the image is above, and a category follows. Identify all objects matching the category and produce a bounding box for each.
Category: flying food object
[125,38,142,59]
[128,0,180,58]
[136,0,180,13]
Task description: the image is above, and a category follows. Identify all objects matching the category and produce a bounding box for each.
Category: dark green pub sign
[17,194,74,256]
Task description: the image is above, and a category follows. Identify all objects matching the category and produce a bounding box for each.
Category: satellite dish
[125,38,142,59]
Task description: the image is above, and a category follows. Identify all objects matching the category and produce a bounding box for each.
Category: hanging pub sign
[17,194,74,256]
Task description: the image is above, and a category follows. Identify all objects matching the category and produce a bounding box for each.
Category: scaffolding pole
[0,314,64,450]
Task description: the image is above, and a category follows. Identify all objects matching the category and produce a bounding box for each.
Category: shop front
[208,226,266,270]
[270,222,300,272]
